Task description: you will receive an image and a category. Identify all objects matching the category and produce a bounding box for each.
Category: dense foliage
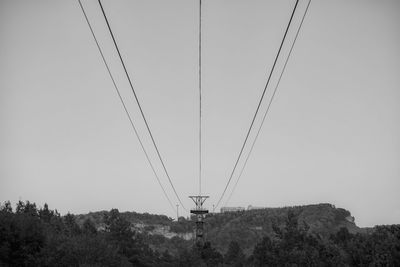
[203,204,359,254]
[75,203,360,255]
[0,201,164,266]
[1,201,399,266]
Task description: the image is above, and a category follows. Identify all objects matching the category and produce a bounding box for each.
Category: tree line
[0,200,399,266]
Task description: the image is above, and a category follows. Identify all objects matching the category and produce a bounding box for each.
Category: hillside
[76,203,361,254]
[2,200,399,266]
[204,203,360,254]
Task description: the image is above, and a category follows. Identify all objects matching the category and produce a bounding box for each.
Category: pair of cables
[78,0,187,213]
[214,0,312,210]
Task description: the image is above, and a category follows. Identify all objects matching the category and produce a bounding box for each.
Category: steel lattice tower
[189,195,209,243]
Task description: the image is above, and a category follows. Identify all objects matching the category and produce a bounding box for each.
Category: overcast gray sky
[1,0,399,227]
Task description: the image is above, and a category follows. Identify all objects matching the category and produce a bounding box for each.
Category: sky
[0,0,399,227]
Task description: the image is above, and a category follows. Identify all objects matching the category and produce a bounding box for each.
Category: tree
[252,236,277,266]
[104,209,157,266]
[200,241,223,266]
[82,218,97,235]
[64,213,81,236]
[104,209,132,241]
[39,203,53,223]
[224,241,245,266]
[1,201,44,266]
[0,201,12,213]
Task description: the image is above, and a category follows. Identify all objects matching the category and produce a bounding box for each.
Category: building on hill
[220,206,245,213]
[247,205,264,210]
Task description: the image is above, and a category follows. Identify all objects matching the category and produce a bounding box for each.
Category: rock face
[76,203,361,255]
[146,224,193,240]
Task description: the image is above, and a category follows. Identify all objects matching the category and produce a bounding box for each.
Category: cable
[214,0,300,210]
[97,0,187,211]
[77,0,175,213]
[199,0,202,196]
[224,0,312,206]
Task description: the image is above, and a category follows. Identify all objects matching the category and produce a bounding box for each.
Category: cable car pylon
[189,195,208,243]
